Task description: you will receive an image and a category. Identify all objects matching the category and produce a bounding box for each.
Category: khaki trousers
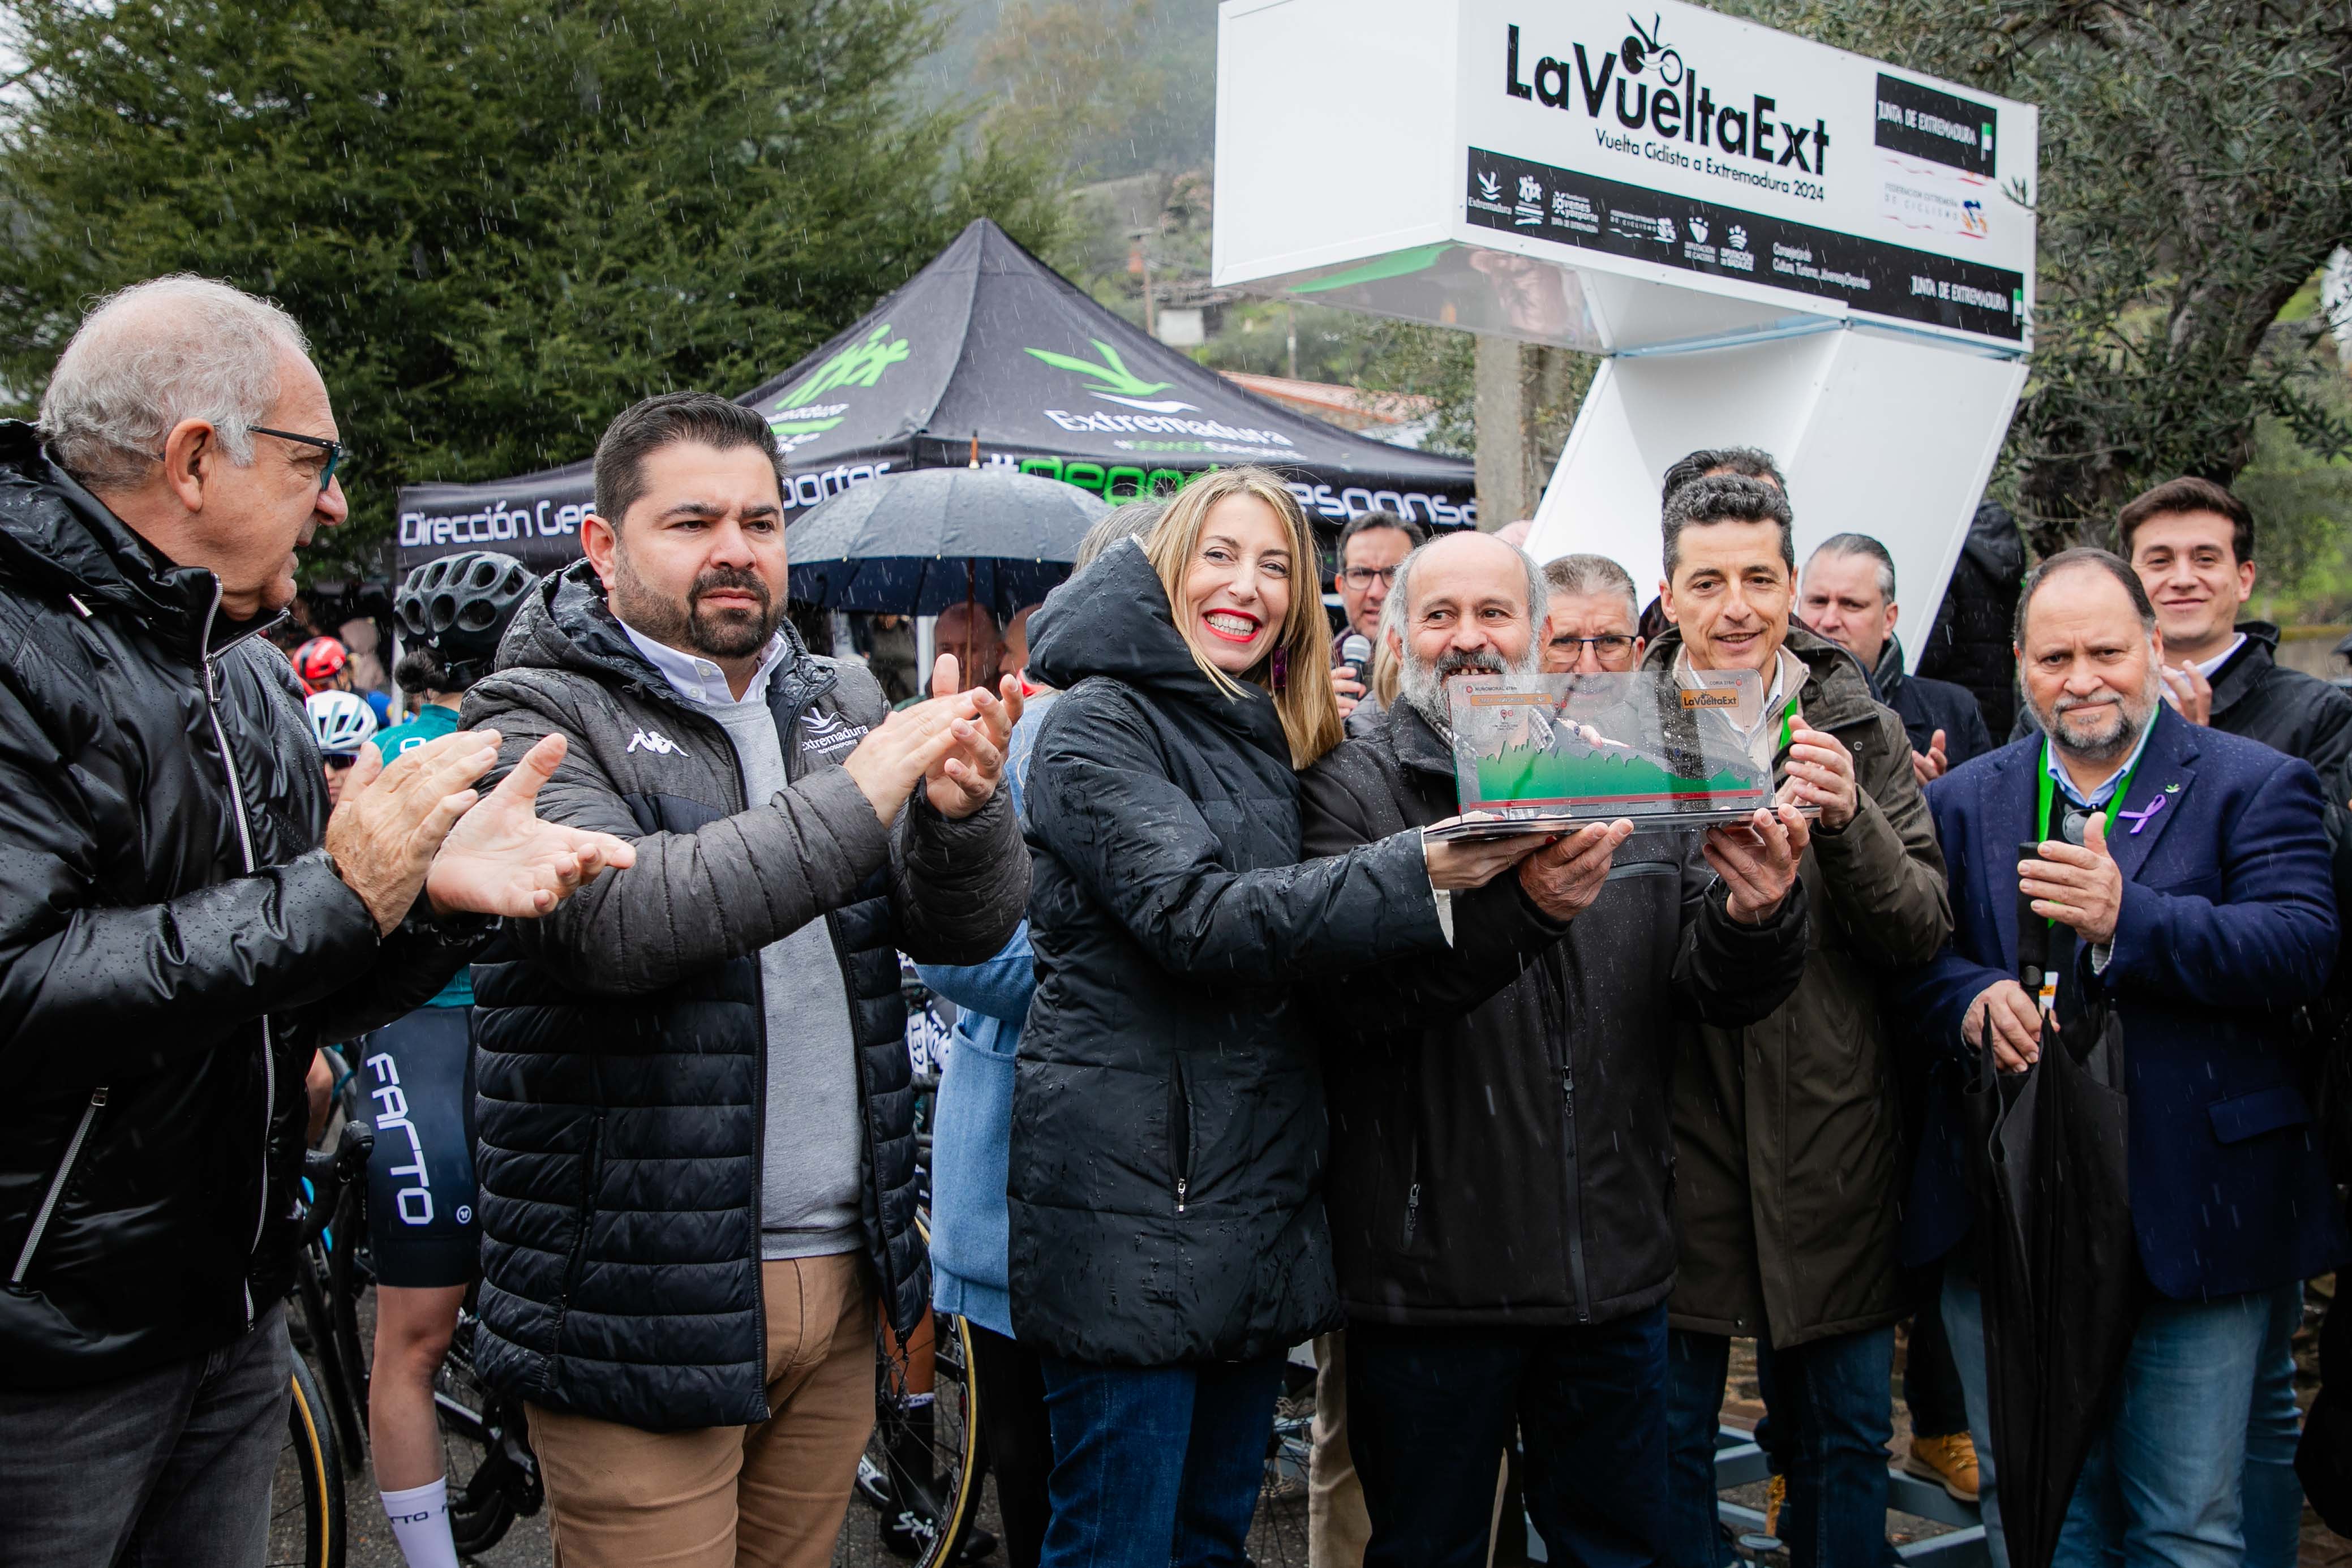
[529,1252,875,1568]
[1309,1332,1372,1568]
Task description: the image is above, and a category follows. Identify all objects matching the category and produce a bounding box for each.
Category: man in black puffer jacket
[0,279,629,1567]
[1302,532,1813,1566]
[463,394,1027,1566]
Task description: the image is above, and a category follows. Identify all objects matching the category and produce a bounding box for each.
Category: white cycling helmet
[306,689,378,758]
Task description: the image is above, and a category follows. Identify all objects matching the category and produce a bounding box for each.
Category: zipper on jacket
[1401,1137,1421,1247]
[199,586,274,1329]
[1536,968,1593,1324]
[1170,1054,1196,1215]
[8,1087,108,1291]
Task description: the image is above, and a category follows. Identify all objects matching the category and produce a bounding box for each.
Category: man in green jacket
[1647,475,1952,1568]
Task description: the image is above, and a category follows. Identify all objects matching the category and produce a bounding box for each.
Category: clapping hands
[840,654,1025,824]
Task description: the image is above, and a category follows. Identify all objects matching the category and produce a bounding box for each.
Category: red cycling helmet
[292,637,349,695]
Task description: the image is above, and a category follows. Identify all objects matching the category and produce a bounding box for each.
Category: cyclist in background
[362,550,537,1568]
[298,630,393,726]
[306,688,377,808]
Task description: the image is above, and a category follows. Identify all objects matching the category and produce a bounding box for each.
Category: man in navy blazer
[1896,548,2346,1568]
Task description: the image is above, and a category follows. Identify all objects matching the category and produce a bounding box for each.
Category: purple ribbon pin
[2118,795,2166,835]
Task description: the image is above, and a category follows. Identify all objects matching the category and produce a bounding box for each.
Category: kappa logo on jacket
[626,728,685,756]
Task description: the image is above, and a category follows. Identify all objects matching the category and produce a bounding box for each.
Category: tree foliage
[1736,0,2352,554]
[0,0,1068,571]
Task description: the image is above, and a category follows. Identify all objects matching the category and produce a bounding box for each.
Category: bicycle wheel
[1246,1359,1314,1568]
[434,1299,524,1555]
[860,1310,984,1565]
[267,1352,347,1568]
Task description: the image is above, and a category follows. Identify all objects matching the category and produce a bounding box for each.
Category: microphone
[1338,633,1373,682]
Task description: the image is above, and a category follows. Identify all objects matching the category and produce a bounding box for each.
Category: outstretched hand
[1518,819,1634,921]
[1422,820,1553,890]
[1704,805,1811,924]
[425,732,637,919]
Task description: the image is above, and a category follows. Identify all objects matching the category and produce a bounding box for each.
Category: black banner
[1873,74,1999,178]
[1464,147,2023,341]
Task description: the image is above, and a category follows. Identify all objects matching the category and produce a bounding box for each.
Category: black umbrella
[1960,854,2141,1568]
[786,466,1111,620]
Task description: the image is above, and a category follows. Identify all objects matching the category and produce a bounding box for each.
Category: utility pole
[1128,229,1157,340]
[1473,335,1526,528]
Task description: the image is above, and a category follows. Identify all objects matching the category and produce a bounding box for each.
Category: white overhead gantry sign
[1213,0,2036,663]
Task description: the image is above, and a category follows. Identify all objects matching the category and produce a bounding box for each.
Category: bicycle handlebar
[297,1119,374,1246]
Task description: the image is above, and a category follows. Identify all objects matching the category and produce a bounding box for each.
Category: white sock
[380,1476,461,1568]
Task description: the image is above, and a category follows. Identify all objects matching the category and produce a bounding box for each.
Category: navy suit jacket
[1894,705,2348,1300]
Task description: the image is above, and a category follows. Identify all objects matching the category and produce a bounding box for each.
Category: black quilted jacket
[1008,541,1452,1367]
[463,562,1028,1431]
[0,423,482,1388]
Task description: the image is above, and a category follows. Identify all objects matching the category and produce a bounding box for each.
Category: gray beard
[2036,668,2162,763]
[1401,644,1544,733]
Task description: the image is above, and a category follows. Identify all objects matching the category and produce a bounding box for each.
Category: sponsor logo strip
[1465,146,2024,341]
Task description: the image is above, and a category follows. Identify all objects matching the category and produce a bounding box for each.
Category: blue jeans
[1037,1352,1285,1568]
[1664,1326,1895,1568]
[2044,1282,2297,1568]
[0,1304,290,1568]
[1345,1305,1669,1568]
[2243,1285,2303,1568]
[1941,1264,2008,1568]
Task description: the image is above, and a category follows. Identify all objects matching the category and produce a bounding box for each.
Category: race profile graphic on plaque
[1430,668,1812,840]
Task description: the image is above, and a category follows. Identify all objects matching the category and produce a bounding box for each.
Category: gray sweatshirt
[621,626,864,1260]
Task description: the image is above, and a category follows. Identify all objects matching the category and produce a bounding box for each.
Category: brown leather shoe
[1904,1432,1982,1502]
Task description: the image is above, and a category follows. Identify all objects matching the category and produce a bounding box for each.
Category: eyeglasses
[1341,565,1400,589]
[324,754,358,772]
[249,426,349,493]
[1551,634,1637,658]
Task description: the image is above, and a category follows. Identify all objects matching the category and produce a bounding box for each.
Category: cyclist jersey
[372,702,471,1006]
[374,700,460,759]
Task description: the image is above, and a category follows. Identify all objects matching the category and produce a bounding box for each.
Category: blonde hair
[1143,467,1342,768]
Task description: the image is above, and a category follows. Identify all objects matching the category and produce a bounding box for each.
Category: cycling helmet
[396,551,537,685]
[306,689,377,757]
[293,636,349,695]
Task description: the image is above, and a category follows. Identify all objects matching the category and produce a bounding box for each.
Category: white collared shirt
[2190,632,2247,681]
[620,621,793,708]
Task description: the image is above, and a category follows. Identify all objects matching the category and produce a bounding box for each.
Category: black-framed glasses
[324,753,359,772]
[1551,634,1637,658]
[1340,565,1400,589]
[250,426,348,493]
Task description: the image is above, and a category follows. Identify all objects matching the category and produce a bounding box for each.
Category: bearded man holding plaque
[1645,474,1952,1568]
[1298,528,1812,1568]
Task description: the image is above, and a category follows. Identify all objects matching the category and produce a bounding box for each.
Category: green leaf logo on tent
[769,324,912,436]
[1024,340,1175,399]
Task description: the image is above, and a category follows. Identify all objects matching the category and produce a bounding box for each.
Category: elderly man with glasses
[0,276,632,1568]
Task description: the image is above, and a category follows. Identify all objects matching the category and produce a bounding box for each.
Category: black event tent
[393,219,1477,575]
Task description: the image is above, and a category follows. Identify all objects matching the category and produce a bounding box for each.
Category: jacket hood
[1642,621,1880,732]
[0,419,228,647]
[1025,537,1289,760]
[495,557,831,713]
[1963,500,2025,581]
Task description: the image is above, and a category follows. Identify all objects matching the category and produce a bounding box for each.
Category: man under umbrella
[1895,548,2346,1568]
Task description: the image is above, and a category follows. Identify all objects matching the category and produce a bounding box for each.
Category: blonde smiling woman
[1004,466,1550,1566]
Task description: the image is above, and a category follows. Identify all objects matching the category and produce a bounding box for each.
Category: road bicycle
[265,1111,372,1568]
